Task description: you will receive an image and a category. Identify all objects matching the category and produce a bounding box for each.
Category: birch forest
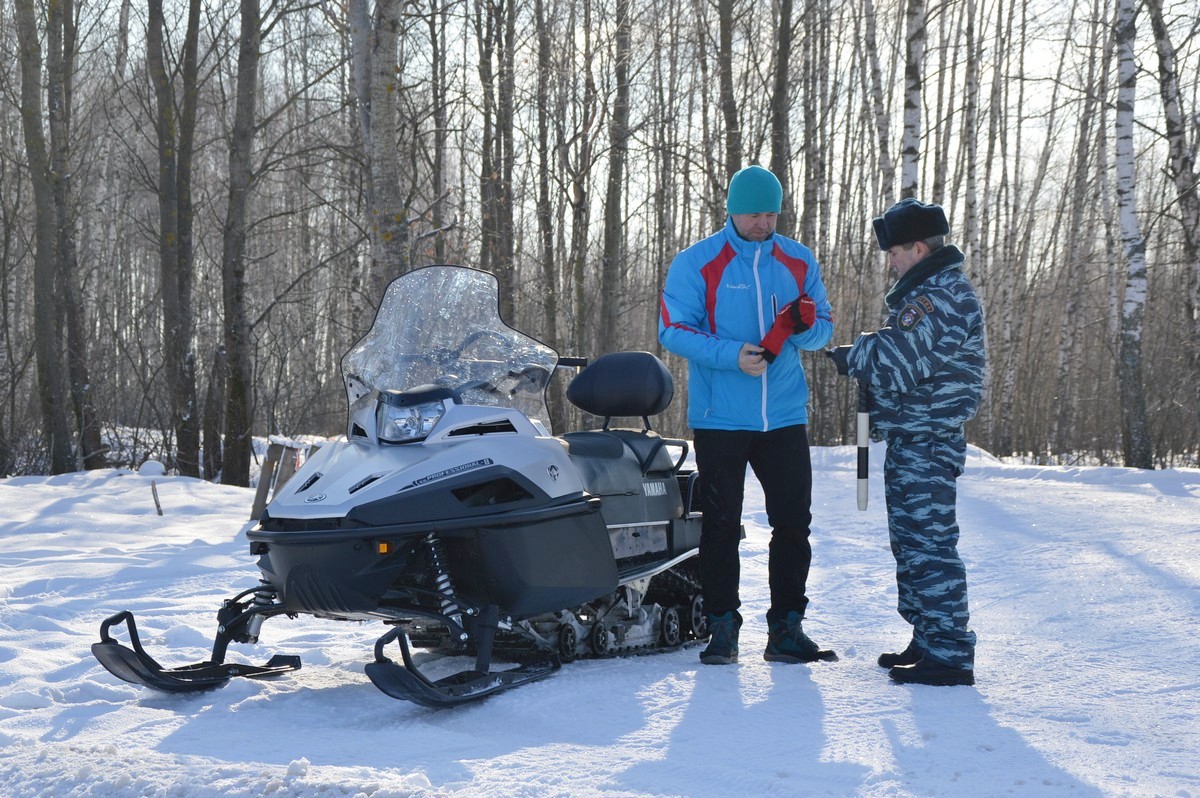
[2,0,1198,481]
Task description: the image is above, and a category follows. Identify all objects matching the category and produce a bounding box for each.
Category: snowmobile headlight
[376,399,446,443]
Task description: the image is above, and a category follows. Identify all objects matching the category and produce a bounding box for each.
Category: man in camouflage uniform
[827,198,986,686]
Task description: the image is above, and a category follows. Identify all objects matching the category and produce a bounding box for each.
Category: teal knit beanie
[726,166,783,214]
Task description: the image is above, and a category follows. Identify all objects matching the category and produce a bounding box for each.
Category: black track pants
[693,425,814,624]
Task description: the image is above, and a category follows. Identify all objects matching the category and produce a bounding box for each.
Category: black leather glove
[824,345,852,376]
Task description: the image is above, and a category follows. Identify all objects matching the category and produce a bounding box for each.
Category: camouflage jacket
[844,245,986,440]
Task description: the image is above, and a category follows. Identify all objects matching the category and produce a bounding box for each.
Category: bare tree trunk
[984,0,1017,456]
[496,0,516,320]
[770,0,794,235]
[0,158,20,474]
[597,0,631,356]
[567,1,597,357]
[864,0,896,209]
[473,0,518,320]
[899,0,926,198]
[147,0,202,476]
[346,0,373,334]
[348,0,372,162]
[532,0,570,429]
[717,0,741,178]
[929,0,955,203]
[221,0,261,487]
[474,0,496,277]
[1052,0,1104,457]
[1113,0,1152,468]
[799,0,820,244]
[46,0,104,469]
[366,0,408,303]
[428,0,450,264]
[534,0,557,346]
[961,0,980,263]
[202,346,225,480]
[15,0,74,473]
[1145,0,1200,434]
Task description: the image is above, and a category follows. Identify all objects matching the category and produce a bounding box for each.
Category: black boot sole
[764,649,838,663]
[888,664,975,686]
[700,653,738,665]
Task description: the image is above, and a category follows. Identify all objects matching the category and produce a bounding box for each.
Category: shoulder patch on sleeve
[897,297,933,332]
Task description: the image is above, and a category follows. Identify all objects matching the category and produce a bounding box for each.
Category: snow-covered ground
[1,443,1197,797]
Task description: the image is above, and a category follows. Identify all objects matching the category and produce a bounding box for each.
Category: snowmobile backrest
[566,351,673,428]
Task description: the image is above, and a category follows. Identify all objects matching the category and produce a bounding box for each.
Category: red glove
[759,295,817,363]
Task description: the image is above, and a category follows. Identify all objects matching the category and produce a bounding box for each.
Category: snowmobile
[92,265,706,707]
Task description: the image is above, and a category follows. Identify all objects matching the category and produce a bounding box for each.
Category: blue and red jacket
[658,217,834,431]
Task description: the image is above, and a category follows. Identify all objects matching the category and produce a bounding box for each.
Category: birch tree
[1113,0,1152,467]
[899,0,927,198]
[960,0,980,263]
[1145,0,1200,434]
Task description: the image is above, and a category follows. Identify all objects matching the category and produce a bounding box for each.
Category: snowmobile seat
[564,351,683,474]
[562,429,675,476]
[608,429,672,475]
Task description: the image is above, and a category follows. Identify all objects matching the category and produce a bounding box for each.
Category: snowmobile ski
[364,626,559,708]
[91,611,300,692]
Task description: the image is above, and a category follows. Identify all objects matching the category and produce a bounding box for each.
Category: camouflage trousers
[883,433,976,669]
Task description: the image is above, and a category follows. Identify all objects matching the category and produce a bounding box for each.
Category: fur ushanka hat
[873,198,949,250]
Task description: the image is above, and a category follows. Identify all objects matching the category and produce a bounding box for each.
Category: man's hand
[759,295,817,363]
[739,343,768,376]
[824,345,852,376]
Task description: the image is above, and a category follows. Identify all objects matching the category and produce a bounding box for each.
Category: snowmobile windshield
[341,266,559,433]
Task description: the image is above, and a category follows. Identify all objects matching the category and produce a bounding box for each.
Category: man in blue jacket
[827,198,986,686]
[659,165,836,666]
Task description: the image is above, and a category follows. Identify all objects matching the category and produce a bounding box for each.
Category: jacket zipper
[751,245,769,431]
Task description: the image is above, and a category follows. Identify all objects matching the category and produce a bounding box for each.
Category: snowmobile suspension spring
[244,580,278,642]
[424,533,466,637]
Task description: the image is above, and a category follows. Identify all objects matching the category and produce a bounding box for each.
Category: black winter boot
[763,611,837,663]
[700,611,741,665]
[877,639,922,668]
[888,658,975,686]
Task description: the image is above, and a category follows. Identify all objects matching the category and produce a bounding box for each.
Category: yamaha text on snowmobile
[92,265,706,707]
